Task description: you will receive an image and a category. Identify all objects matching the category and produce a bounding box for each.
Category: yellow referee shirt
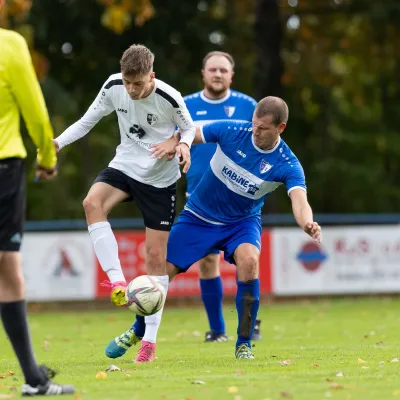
[0,28,56,169]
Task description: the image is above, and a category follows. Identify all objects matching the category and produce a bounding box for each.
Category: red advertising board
[96,230,272,298]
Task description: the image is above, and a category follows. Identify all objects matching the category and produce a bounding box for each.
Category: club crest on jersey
[147,113,158,126]
[224,106,236,118]
[260,160,272,174]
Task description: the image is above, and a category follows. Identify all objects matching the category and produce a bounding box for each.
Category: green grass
[1,298,400,400]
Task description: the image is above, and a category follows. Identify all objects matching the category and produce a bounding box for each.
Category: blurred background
[2,0,400,300]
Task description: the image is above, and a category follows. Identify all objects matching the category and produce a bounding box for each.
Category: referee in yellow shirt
[0,1,74,395]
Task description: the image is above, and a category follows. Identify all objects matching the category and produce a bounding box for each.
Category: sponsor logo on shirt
[129,124,146,139]
[147,113,158,126]
[117,108,128,113]
[196,110,207,115]
[221,166,260,196]
[260,160,272,174]
[237,150,246,158]
[224,106,236,117]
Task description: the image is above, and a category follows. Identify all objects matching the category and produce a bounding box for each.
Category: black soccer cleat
[252,319,262,341]
[205,330,228,343]
[21,365,75,397]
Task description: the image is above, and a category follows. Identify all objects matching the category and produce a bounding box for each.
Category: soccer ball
[125,275,166,316]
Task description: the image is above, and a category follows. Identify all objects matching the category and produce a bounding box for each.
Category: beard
[204,81,229,98]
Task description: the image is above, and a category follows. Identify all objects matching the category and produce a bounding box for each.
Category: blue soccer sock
[200,277,225,335]
[131,315,145,339]
[236,279,260,349]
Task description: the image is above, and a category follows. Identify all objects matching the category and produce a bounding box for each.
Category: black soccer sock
[1,300,46,386]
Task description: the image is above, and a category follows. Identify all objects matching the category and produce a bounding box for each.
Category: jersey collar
[251,135,281,154]
[200,89,231,104]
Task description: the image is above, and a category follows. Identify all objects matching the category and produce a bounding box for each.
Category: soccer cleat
[235,344,255,359]
[205,330,228,343]
[22,365,75,396]
[100,280,127,306]
[105,328,141,358]
[252,319,262,341]
[134,340,156,363]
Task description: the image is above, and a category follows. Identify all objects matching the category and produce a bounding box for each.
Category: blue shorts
[167,210,262,271]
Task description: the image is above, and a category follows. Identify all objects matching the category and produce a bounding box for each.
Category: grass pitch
[1,298,400,400]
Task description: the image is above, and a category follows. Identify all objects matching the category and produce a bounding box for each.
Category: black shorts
[0,158,25,251]
[94,167,176,231]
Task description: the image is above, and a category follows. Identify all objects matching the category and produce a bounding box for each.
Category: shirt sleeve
[55,78,115,150]
[200,120,231,144]
[283,160,307,195]
[173,94,196,148]
[9,34,56,169]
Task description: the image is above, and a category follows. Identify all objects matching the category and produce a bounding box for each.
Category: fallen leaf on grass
[391,358,399,363]
[329,382,344,390]
[6,373,14,377]
[191,381,205,385]
[235,370,243,375]
[280,392,292,398]
[357,358,366,364]
[8,387,17,392]
[312,363,320,367]
[278,360,291,366]
[95,371,107,380]
[336,372,344,377]
[361,366,369,369]
[0,377,4,380]
[43,340,50,351]
[105,365,120,372]
[228,386,239,394]
[376,341,384,345]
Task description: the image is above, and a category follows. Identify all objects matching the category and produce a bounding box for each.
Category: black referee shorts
[94,167,176,231]
[0,158,25,251]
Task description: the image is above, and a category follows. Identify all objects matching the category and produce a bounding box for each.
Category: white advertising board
[21,232,96,301]
[272,226,400,295]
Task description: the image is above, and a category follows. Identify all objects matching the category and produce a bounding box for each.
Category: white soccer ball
[125,275,166,316]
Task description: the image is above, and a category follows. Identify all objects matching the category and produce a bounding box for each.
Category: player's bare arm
[289,188,322,243]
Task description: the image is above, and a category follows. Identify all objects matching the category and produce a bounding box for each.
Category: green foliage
[17,0,400,219]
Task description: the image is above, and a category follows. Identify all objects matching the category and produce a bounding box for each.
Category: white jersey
[55,74,196,188]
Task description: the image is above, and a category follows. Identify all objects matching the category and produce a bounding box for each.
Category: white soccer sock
[143,275,169,343]
[88,221,125,284]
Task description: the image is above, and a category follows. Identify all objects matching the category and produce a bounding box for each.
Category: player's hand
[303,222,322,243]
[150,136,179,160]
[35,165,58,182]
[176,143,191,173]
[52,139,60,153]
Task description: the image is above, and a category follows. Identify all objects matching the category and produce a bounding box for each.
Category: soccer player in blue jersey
[184,51,261,343]
[153,96,322,359]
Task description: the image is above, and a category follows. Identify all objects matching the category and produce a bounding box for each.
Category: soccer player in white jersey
[149,96,322,359]
[54,44,196,362]
[105,51,261,360]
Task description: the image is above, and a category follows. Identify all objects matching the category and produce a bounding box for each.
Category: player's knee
[199,255,219,278]
[237,255,258,280]
[82,195,102,215]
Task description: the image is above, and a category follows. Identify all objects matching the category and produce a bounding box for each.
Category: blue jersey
[184,90,256,195]
[185,120,306,224]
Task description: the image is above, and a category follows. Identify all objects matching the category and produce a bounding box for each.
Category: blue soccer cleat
[105,328,141,358]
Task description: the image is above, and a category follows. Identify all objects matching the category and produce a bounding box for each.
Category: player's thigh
[0,158,25,252]
[220,217,262,270]
[130,180,176,231]
[198,252,220,279]
[86,168,131,214]
[233,243,260,281]
[167,210,220,271]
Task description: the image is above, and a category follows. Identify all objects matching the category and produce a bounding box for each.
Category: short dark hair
[255,96,289,125]
[202,51,235,69]
[120,44,154,76]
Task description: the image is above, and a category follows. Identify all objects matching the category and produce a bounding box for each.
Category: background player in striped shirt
[0,3,74,394]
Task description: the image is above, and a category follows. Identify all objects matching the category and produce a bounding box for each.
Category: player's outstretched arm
[289,188,322,243]
[54,78,115,151]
